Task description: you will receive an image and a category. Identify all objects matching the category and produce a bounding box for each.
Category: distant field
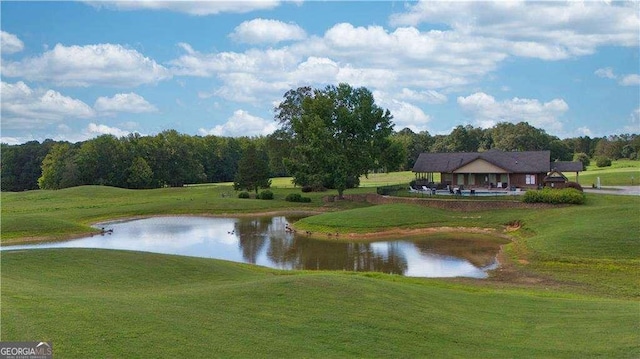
[567,159,640,186]
[270,171,416,188]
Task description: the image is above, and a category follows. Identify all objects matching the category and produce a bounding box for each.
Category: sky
[1,0,639,145]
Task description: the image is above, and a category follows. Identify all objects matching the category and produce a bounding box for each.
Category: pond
[1,216,508,278]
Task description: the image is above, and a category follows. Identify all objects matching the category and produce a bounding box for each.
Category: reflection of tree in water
[235,216,409,274]
[235,217,273,264]
[412,236,506,268]
[235,216,301,265]
[267,237,408,275]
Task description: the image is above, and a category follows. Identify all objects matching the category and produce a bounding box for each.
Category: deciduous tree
[234,143,271,194]
[275,83,396,198]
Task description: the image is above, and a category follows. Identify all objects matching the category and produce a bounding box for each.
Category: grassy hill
[2,249,638,358]
[2,166,639,357]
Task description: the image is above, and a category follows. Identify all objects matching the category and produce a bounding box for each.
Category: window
[525,174,536,185]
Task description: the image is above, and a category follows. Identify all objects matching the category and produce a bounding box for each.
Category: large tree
[38,143,81,189]
[490,122,551,151]
[234,143,271,194]
[275,83,398,198]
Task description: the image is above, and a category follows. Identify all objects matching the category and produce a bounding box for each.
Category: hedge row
[522,188,585,205]
[285,193,312,203]
[377,184,407,196]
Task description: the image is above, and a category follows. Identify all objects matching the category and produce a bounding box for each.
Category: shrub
[564,181,583,192]
[301,186,313,193]
[238,191,250,199]
[522,188,585,205]
[377,184,406,195]
[595,157,612,167]
[285,193,311,203]
[258,190,274,200]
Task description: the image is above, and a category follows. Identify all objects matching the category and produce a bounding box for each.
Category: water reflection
[1,216,507,278]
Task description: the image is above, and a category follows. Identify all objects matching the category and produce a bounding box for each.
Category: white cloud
[373,90,431,133]
[94,93,158,115]
[457,92,569,132]
[595,67,640,86]
[390,1,639,59]
[86,122,131,137]
[230,18,306,44]
[336,66,398,89]
[2,43,171,87]
[576,127,593,137]
[167,1,636,123]
[199,110,277,137]
[214,73,291,104]
[86,1,281,15]
[319,23,507,71]
[1,81,95,129]
[172,21,503,94]
[619,74,640,86]
[625,107,640,132]
[286,57,339,86]
[1,122,137,145]
[1,31,24,54]
[397,88,447,105]
[170,22,506,106]
[595,67,616,79]
[171,45,298,77]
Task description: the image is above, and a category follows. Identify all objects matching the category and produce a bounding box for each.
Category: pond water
[1,216,507,278]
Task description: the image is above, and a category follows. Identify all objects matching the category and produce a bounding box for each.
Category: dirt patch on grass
[338,226,510,240]
[504,220,523,232]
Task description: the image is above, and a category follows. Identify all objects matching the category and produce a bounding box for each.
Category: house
[412,149,583,190]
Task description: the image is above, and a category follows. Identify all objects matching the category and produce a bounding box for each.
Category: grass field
[2,166,639,357]
[2,249,638,358]
[567,159,640,186]
[0,184,340,242]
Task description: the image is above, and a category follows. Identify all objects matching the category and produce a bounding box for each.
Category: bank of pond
[1,215,508,278]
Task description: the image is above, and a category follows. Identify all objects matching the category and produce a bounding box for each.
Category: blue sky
[1,1,638,145]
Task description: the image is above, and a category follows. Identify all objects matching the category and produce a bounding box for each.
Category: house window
[526,174,536,185]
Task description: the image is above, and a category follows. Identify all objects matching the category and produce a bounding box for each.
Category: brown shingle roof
[552,161,584,172]
[412,149,571,174]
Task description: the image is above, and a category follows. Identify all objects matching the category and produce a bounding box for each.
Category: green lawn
[2,169,639,357]
[568,159,640,186]
[294,194,640,298]
[0,184,337,242]
[2,172,419,242]
[2,249,638,358]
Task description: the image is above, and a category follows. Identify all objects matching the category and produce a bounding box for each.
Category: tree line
[2,86,638,192]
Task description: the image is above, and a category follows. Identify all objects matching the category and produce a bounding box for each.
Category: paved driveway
[583,186,640,196]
